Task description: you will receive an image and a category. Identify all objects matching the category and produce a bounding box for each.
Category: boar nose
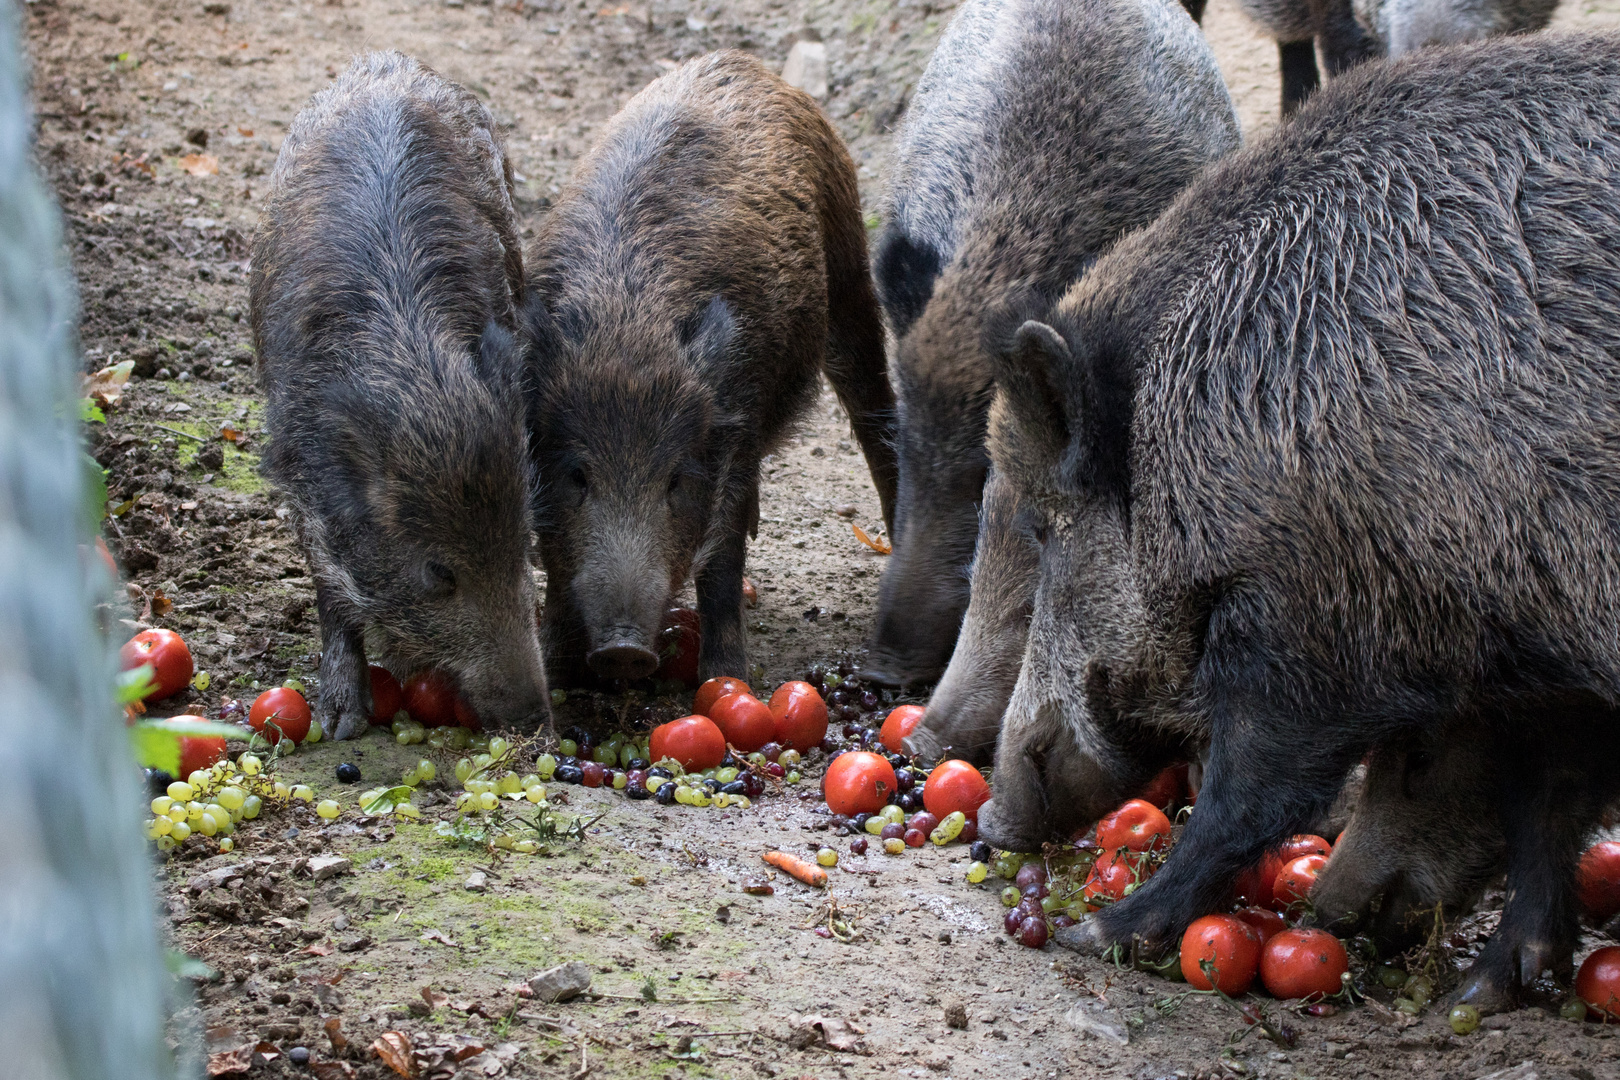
[587,639,660,681]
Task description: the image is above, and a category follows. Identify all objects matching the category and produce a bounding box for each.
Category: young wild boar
[860,0,1239,706]
[974,34,1620,1009]
[251,52,550,739]
[524,51,898,686]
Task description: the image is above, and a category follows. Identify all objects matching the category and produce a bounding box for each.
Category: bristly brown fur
[980,32,1620,1008]
[523,50,897,686]
[251,51,550,740]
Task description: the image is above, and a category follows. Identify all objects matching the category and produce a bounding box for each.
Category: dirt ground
[29,0,1620,1074]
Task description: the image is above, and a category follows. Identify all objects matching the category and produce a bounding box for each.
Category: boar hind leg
[315,581,371,740]
[822,206,899,534]
[695,492,751,681]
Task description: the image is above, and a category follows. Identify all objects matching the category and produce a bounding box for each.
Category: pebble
[465,871,487,892]
[528,960,592,1003]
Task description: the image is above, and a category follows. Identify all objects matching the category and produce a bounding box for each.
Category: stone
[465,871,487,892]
[943,1001,968,1029]
[306,855,351,881]
[782,41,828,100]
[527,961,592,1004]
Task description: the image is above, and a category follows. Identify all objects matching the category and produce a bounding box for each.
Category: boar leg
[1076,674,1361,954]
[695,487,752,681]
[1277,41,1320,117]
[823,207,899,534]
[315,581,371,740]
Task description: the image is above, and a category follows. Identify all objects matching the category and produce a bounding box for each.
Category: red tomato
[1082,849,1149,906]
[923,759,992,823]
[369,666,405,724]
[1234,906,1288,947]
[1096,798,1173,853]
[1259,928,1349,1000]
[879,705,925,752]
[649,715,727,772]
[1272,854,1329,911]
[709,692,776,752]
[694,676,751,717]
[170,715,227,777]
[823,751,898,817]
[655,607,701,687]
[119,629,194,701]
[1576,945,1620,1019]
[1240,835,1333,908]
[248,687,312,745]
[404,669,460,727]
[1180,914,1262,994]
[1579,841,1620,923]
[1133,763,1188,810]
[769,680,829,752]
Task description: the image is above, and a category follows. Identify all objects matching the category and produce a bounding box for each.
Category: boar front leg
[315,580,371,740]
[695,488,751,681]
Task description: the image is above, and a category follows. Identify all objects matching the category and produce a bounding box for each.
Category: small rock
[306,855,351,881]
[186,127,209,148]
[336,935,371,953]
[189,866,244,894]
[834,504,858,518]
[332,915,350,932]
[465,871,487,892]
[943,1001,968,1029]
[527,960,592,1003]
[782,40,828,100]
[287,1046,310,1067]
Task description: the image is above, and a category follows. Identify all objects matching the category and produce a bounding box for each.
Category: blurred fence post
[0,5,178,1080]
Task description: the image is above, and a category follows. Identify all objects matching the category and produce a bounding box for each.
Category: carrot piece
[763,849,829,888]
[852,524,891,555]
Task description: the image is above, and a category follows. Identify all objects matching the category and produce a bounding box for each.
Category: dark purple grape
[1014,863,1048,891]
[741,773,766,797]
[1004,907,1025,935]
[852,812,872,832]
[555,764,585,785]
[1021,881,1049,900]
[1051,914,1077,930]
[720,780,746,795]
[720,752,740,769]
[648,766,673,781]
[894,768,915,792]
[628,758,649,772]
[701,778,722,793]
[655,781,678,804]
[145,768,174,794]
[820,734,840,753]
[970,840,993,864]
[1017,916,1050,948]
[842,722,863,737]
[959,819,978,844]
[806,664,827,687]
[839,704,863,724]
[335,762,361,783]
[850,836,869,855]
[880,823,905,841]
[859,689,880,710]
[627,784,652,801]
[828,814,851,830]
[759,741,783,762]
[837,659,855,677]
[897,791,921,813]
[828,688,851,708]
[887,753,909,770]
[765,761,785,778]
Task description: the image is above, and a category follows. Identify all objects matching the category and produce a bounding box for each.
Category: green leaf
[140,717,249,739]
[116,664,158,705]
[79,397,106,423]
[361,785,417,815]
[165,949,215,980]
[82,450,108,527]
[130,725,180,775]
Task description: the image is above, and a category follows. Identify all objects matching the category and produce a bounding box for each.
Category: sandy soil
[29,0,1620,1074]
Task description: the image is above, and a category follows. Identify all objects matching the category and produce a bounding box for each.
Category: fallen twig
[147,423,208,442]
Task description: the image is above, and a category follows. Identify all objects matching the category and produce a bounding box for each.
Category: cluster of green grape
[389,714,487,750]
[144,753,307,854]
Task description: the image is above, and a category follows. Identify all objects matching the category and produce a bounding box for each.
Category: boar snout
[587,635,660,681]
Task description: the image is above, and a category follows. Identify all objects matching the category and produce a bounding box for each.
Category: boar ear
[992,320,1072,452]
[680,296,737,367]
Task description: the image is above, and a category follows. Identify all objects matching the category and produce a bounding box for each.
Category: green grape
[478,791,498,811]
[525,784,547,803]
[395,802,421,820]
[170,820,191,842]
[786,770,801,784]
[779,749,801,768]
[1561,998,1589,1021]
[241,795,262,820]
[402,767,422,788]
[1449,1004,1480,1035]
[558,738,578,757]
[304,719,323,744]
[497,773,523,796]
[316,800,341,820]
[150,796,173,816]
[144,818,165,840]
[417,760,436,783]
[513,839,538,854]
[612,771,628,790]
[537,754,557,780]
[519,773,539,789]
[290,785,315,802]
[167,805,188,823]
[618,744,636,768]
[594,745,617,765]
[733,796,751,810]
[931,810,966,845]
[880,805,905,826]
[188,769,211,789]
[716,767,739,784]
[816,847,838,867]
[865,816,886,835]
[473,752,493,771]
[156,835,178,853]
[216,786,245,811]
[689,788,712,807]
[966,861,988,884]
[713,793,731,808]
[166,781,195,802]
[239,754,261,777]
[747,752,766,766]
[1406,975,1435,1007]
[883,837,905,854]
[395,730,414,745]
[455,792,476,811]
[217,837,234,852]
[488,737,509,760]
[675,785,694,805]
[1001,886,1020,907]
[454,758,473,783]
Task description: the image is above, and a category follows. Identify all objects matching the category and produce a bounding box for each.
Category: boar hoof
[901,725,945,762]
[1451,965,1519,1016]
[1052,919,1107,955]
[331,710,371,741]
[586,641,659,681]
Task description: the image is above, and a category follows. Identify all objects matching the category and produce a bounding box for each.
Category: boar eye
[426,561,457,594]
[668,472,681,495]
[569,467,588,490]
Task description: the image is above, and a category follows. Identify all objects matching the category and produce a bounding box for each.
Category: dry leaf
[150,589,173,618]
[237,126,254,136]
[179,153,220,176]
[789,1014,868,1054]
[420,929,459,948]
[324,1016,348,1054]
[204,1026,244,1053]
[253,1042,282,1062]
[852,524,890,555]
[206,1047,253,1077]
[304,941,335,956]
[742,576,757,607]
[446,1035,487,1061]
[421,986,450,1009]
[371,1032,416,1078]
[82,359,134,408]
[309,1063,356,1080]
[219,421,240,442]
